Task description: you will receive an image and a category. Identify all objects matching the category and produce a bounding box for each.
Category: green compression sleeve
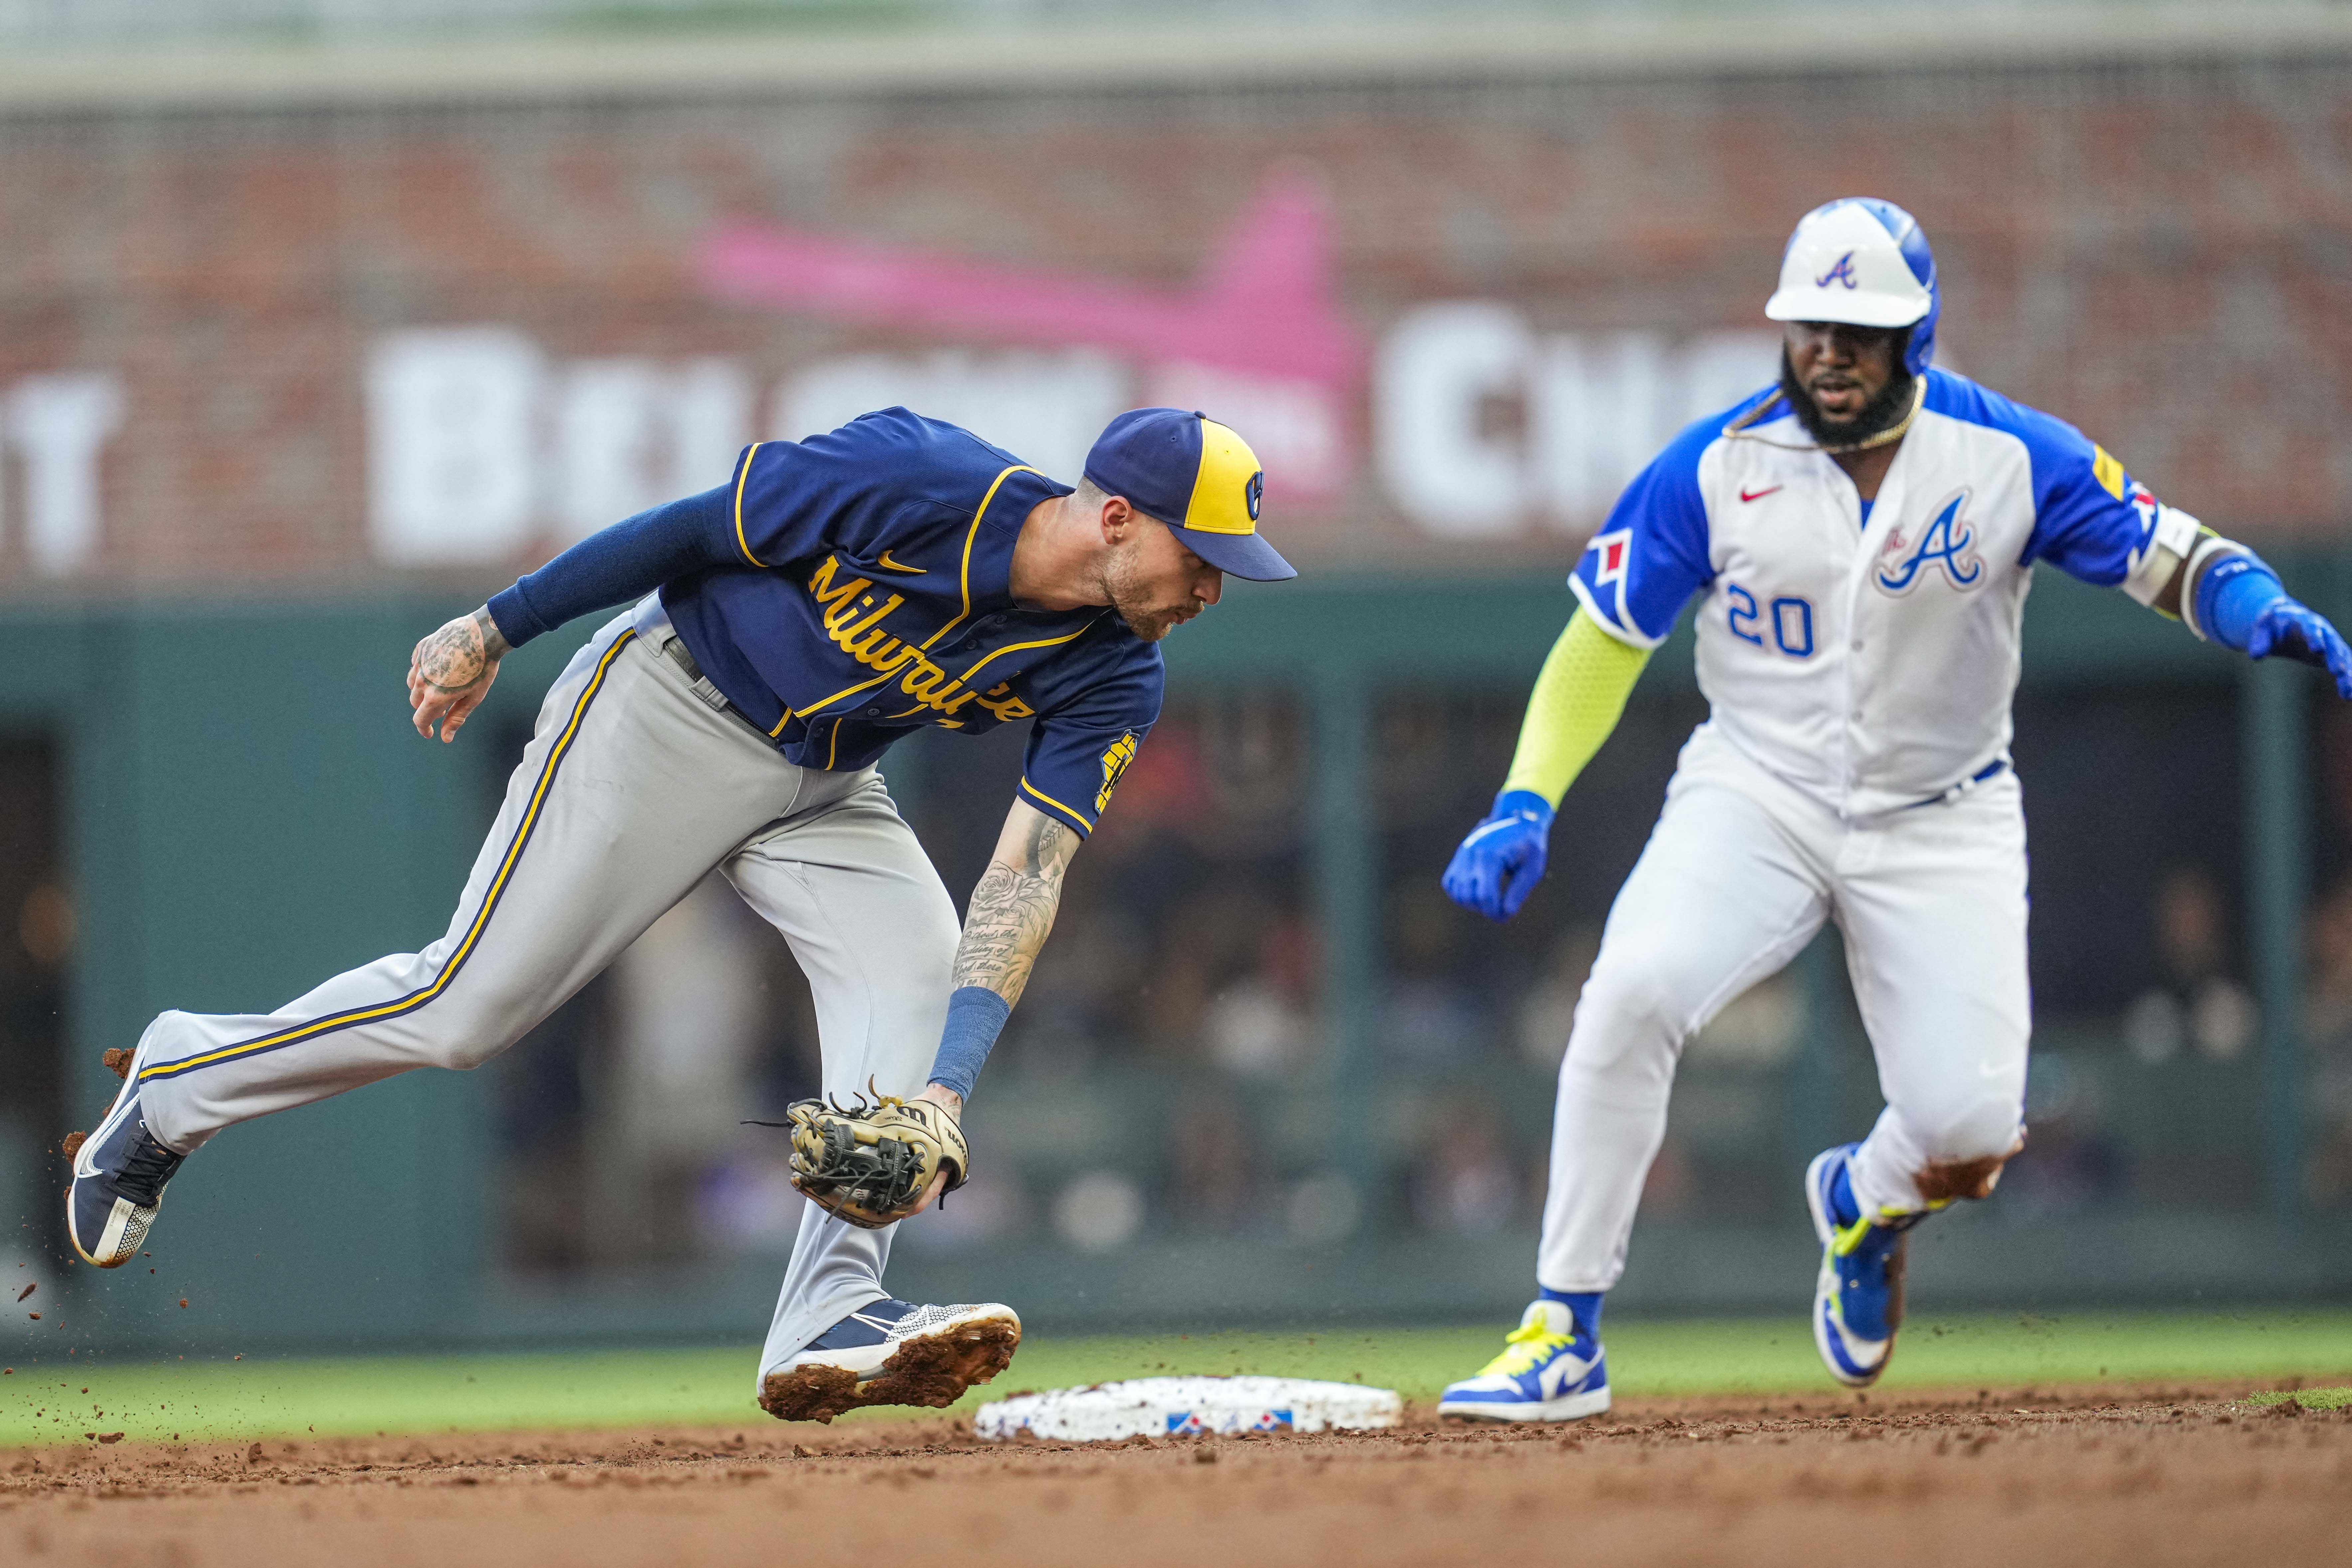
[1500,613,1651,807]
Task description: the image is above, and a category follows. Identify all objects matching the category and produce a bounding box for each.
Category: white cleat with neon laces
[1437,1300,1610,1422]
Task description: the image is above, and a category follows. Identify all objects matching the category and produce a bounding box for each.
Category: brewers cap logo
[1245,470,1264,522]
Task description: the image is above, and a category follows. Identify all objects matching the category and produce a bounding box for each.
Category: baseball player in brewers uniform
[1434,199,2352,1418]
[66,405,1293,1421]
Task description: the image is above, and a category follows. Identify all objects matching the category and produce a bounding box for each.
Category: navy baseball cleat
[1436,1300,1610,1422]
[760,1298,1021,1423]
[66,1045,187,1268]
[1806,1142,1931,1387]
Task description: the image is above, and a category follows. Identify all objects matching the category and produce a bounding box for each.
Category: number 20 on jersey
[1726,584,1815,658]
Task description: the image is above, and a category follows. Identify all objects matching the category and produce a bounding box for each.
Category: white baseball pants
[132,601,963,1384]
[1538,723,2031,1295]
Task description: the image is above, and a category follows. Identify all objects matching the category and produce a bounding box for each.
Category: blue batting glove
[1442,789,1555,922]
[2200,551,2352,701]
[2249,598,2352,700]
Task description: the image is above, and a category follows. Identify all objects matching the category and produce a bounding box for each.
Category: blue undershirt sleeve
[485,483,739,648]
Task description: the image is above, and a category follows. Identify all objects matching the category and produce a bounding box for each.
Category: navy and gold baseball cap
[1083,408,1296,581]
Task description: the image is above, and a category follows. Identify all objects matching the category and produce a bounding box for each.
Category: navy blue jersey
[659,409,1162,835]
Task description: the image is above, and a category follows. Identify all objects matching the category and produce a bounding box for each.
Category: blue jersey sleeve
[486,484,737,648]
[1924,373,2163,587]
[727,434,854,569]
[1568,415,1719,647]
[1016,656,1163,838]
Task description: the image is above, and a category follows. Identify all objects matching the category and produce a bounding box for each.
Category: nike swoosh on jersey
[876,551,927,574]
[1739,486,1784,503]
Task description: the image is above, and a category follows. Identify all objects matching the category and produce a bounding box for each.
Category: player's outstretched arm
[1443,614,1650,922]
[407,607,511,743]
[2154,539,2352,700]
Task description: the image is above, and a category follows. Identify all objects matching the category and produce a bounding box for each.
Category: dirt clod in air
[60,1132,86,1161]
[102,1049,133,1081]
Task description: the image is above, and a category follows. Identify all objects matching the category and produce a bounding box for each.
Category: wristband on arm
[2189,547,2282,652]
[927,986,1012,1101]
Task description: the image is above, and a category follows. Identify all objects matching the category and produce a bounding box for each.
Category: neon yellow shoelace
[1478,1319,1579,1378]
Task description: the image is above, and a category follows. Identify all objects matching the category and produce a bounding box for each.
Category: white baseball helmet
[1764,198,1939,373]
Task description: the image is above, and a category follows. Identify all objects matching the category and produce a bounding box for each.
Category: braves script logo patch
[1874,490,1985,595]
[1815,250,1861,290]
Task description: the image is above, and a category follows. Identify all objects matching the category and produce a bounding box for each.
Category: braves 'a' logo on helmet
[1875,490,1985,595]
[1814,250,1862,290]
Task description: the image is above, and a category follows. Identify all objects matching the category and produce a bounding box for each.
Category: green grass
[5,1309,2348,1448]
[2244,1387,2352,1410]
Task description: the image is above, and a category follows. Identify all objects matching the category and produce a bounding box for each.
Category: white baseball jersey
[1569,367,2199,816]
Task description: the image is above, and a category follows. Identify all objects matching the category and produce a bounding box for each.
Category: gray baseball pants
[132,600,963,1386]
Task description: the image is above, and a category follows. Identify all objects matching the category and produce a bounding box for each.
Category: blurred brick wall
[0,53,2347,588]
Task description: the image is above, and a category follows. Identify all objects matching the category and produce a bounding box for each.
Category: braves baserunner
[1434,199,2352,1418]
[66,405,1294,1421]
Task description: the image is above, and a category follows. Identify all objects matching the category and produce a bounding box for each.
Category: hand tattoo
[952,810,1078,1007]
[416,609,506,692]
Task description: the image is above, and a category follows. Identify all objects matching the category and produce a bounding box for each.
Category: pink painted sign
[699,167,1360,500]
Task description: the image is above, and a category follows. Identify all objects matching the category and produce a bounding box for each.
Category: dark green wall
[0,562,2325,1352]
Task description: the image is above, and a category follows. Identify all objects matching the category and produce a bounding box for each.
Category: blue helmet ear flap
[1904,288,1938,376]
[1850,198,1938,375]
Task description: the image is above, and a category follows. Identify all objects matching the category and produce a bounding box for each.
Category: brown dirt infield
[4,1381,2346,1566]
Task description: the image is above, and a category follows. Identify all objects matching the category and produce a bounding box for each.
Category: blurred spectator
[1287,1171,1363,1246]
[1409,1098,1518,1235]
[1167,1095,1254,1232]
[1635,1136,1697,1217]
[579,877,769,1263]
[2303,875,2352,1205]
[1687,973,1801,1067]
[1383,878,1489,1067]
[1054,1170,1146,1253]
[998,904,1148,1075]
[1206,914,1319,1078]
[894,1170,1027,1256]
[1517,924,1600,1069]
[2121,865,2255,1065]
[695,1142,802,1254]
[1997,1053,2124,1217]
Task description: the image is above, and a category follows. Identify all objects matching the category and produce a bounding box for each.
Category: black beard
[1779,347,1916,449]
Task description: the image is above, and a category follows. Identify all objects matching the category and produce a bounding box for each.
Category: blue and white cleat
[1437,1300,1610,1422]
[760,1298,1021,1423]
[1805,1142,1927,1388]
[66,1045,187,1268]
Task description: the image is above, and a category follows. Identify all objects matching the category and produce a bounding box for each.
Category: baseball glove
[772,1084,968,1230]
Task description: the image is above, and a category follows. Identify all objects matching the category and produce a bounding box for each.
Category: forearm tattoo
[952,812,1078,1006]
[416,608,508,692]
